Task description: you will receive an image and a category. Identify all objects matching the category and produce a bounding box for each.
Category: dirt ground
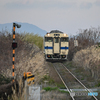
[41,90,70,100]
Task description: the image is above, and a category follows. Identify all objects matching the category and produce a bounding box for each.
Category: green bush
[43,87,69,93]
[43,87,58,91]
[20,33,43,50]
[54,83,65,88]
[0,74,11,85]
[58,90,69,93]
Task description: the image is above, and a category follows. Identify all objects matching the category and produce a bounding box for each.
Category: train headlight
[64,34,66,36]
[48,34,50,36]
[47,33,50,36]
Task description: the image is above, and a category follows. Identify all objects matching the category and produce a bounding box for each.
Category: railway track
[52,62,98,100]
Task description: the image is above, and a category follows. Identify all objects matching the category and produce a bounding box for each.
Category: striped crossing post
[12,23,15,82]
[12,23,21,82]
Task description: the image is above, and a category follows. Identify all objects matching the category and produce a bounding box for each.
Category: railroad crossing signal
[27,74,35,85]
[23,72,35,85]
[12,42,17,49]
[12,23,21,82]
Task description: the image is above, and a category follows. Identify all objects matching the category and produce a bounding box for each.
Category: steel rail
[53,64,75,100]
[62,63,98,100]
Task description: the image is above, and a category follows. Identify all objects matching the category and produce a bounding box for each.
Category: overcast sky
[0,0,100,35]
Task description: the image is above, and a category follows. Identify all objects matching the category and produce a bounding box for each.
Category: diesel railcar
[44,30,69,60]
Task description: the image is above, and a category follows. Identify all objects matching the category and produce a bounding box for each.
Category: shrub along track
[52,62,98,100]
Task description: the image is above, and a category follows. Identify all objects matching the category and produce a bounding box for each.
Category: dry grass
[73,45,100,79]
[2,44,48,84]
[0,32,49,99]
[0,32,49,83]
[11,79,25,100]
[68,27,100,61]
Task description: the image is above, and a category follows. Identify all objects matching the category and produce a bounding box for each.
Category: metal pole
[12,23,21,82]
[12,23,16,82]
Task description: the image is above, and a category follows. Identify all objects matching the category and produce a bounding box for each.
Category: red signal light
[47,55,51,58]
[12,42,17,49]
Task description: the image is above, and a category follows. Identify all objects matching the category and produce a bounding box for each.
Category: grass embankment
[0,32,44,100]
[73,45,100,80]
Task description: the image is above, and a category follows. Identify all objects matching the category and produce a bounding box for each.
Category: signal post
[12,23,21,82]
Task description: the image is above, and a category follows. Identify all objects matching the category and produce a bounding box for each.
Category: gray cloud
[5,1,77,10]
[80,2,92,9]
[95,0,100,7]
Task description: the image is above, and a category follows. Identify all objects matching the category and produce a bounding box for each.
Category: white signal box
[74,40,78,47]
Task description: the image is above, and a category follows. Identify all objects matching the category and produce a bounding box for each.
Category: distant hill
[0,22,47,36]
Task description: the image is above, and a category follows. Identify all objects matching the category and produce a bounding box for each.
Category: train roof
[50,30,63,33]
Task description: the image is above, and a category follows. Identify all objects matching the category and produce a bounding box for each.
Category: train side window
[45,37,53,42]
[61,37,69,42]
[55,38,59,43]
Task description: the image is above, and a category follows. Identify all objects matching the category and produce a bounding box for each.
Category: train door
[54,37,60,53]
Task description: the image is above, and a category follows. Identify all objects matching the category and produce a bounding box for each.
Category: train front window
[45,37,53,42]
[55,38,59,43]
[61,37,69,42]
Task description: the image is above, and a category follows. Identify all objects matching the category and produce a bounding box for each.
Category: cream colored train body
[44,30,69,60]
